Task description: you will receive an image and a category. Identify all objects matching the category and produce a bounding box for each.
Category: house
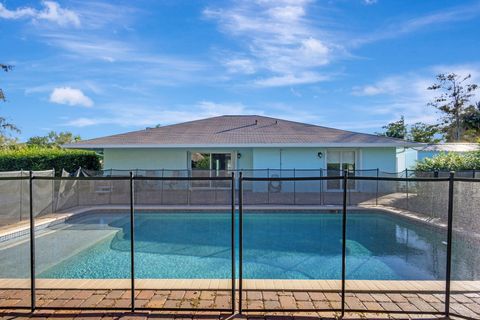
[67,115,415,186]
[397,143,480,171]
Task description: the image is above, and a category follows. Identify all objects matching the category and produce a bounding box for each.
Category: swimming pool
[0,210,477,280]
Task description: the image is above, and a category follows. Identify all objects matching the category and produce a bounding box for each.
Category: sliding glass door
[326,150,356,190]
[191,152,233,188]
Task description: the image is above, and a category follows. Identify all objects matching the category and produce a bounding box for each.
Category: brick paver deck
[1,289,479,319]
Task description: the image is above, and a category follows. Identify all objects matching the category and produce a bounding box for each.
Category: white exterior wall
[103,148,188,170]
[104,148,255,171]
[360,147,397,193]
[360,148,397,173]
[103,147,397,193]
[281,148,326,169]
[251,147,396,171]
[397,147,419,172]
[234,148,253,170]
[103,147,397,172]
[252,148,280,169]
[249,147,396,192]
[252,148,326,170]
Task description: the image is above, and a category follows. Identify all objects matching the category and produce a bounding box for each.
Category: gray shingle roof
[67,115,413,148]
[418,143,480,152]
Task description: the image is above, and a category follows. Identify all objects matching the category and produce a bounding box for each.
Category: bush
[415,151,480,171]
[0,146,101,175]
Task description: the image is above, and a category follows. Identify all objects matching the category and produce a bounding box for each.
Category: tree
[0,120,20,145]
[0,64,13,102]
[0,64,20,145]
[377,116,407,139]
[461,102,480,142]
[27,131,81,147]
[428,73,479,141]
[409,122,441,143]
[377,117,443,143]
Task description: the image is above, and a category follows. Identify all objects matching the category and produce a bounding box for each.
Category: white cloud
[69,1,137,30]
[66,118,98,127]
[0,1,80,27]
[352,77,403,96]
[0,4,35,19]
[350,64,480,124]
[254,72,329,87]
[363,0,378,5]
[40,33,206,73]
[267,5,305,21]
[50,87,93,107]
[63,101,260,127]
[354,2,480,46]
[223,59,256,74]
[204,0,335,86]
[61,100,325,128]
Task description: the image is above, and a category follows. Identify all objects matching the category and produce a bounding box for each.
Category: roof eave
[64,142,420,149]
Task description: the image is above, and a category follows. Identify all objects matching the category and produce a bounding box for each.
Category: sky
[1,0,480,141]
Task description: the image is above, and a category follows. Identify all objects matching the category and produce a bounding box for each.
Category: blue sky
[1,0,480,141]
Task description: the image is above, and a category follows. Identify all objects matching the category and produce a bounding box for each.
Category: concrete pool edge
[0,278,479,293]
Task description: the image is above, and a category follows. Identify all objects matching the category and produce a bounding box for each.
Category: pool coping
[0,278,478,293]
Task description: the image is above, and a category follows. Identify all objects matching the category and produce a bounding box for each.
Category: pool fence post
[430,170,438,217]
[406,169,409,209]
[187,169,191,205]
[341,170,347,318]
[267,168,270,205]
[130,171,135,312]
[293,168,296,205]
[319,169,323,205]
[20,169,23,221]
[108,173,112,205]
[375,168,379,206]
[238,172,243,314]
[444,171,455,317]
[29,170,36,312]
[214,170,218,204]
[76,166,81,207]
[51,167,55,213]
[160,168,164,204]
[230,172,236,314]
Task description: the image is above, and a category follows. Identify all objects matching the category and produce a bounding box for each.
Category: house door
[326,150,356,190]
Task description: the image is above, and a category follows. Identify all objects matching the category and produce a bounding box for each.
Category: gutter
[64,142,422,149]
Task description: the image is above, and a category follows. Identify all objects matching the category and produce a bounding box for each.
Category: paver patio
[1,289,479,319]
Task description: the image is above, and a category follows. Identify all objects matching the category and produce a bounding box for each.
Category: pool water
[1,211,478,280]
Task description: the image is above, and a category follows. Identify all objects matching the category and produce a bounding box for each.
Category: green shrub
[415,151,480,171]
[0,146,101,175]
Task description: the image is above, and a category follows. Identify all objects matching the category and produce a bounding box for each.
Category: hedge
[0,147,101,175]
[415,151,480,171]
